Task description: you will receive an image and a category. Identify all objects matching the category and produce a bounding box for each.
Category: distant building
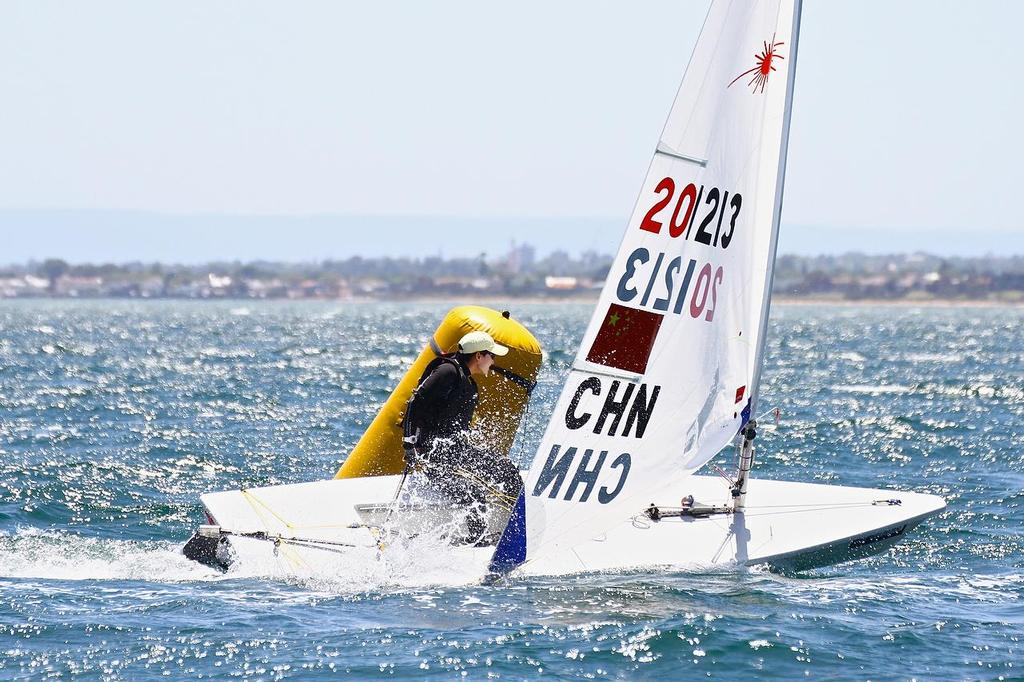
[505,242,536,274]
[208,273,232,289]
[545,276,578,290]
[55,275,103,297]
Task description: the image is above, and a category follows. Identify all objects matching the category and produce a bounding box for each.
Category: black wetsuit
[405,355,523,542]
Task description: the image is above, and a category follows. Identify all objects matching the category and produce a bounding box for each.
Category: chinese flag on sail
[585,303,664,374]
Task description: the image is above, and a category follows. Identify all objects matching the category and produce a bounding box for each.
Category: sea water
[0,300,1020,679]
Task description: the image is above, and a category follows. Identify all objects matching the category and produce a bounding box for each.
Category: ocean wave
[0,528,219,582]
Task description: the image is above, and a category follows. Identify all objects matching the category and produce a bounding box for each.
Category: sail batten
[654,144,708,167]
[570,363,643,383]
[490,0,802,574]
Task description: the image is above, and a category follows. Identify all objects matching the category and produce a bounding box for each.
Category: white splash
[0,528,221,582]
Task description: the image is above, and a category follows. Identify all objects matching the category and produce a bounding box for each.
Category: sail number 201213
[617,250,723,322]
[639,177,741,249]
[612,176,740,323]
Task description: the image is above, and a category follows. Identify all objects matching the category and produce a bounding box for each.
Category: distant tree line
[3,251,1024,301]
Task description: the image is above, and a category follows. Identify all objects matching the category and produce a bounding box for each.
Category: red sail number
[637,177,740,251]
[639,178,674,233]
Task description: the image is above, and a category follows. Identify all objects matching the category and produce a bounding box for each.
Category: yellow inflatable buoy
[334,306,543,479]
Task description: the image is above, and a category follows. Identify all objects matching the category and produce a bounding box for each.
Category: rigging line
[654,500,895,512]
[275,539,367,555]
[241,488,296,530]
[511,391,534,470]
[709,461,735,484]
[266,536,342,561]
[744,500,900,510]
[276,535,360,549]
[234,491,305,569]
[275,521,370,531]
[635,501,891,525]
[237,489,307,570]
[740,504,897,519]
[738,507,876,520]
[232,510,307,570]
[492,365,537,394]
[240,487,389,533]
[279,542,310,571]
[214,527,368,549]
[239,488,285,537]
[236,491,348,570]
[274,536,370,551]
[377,464,411,550]
[453,467,518,509]
[711,525,737,564]
[272,541,352,558]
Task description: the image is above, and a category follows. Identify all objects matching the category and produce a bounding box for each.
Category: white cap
[457,331,509,356]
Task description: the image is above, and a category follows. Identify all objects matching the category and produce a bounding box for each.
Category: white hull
[190,474,945,579]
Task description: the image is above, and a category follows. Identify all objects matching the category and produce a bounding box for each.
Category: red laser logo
[729,35,785,93]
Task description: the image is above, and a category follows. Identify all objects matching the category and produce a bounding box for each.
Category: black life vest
[403,354,478,454]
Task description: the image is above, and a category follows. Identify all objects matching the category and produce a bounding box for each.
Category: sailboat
[183,0,945,579]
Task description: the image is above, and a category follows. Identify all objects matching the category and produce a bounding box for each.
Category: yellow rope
[240,488,296,529]
[240,488,376,532]
[452,468,517,511]
[278,542,310,571]
[239,489,279,529]
[236,467,517,560]
[239,489,307,571]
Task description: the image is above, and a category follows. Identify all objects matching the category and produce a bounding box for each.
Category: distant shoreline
[6,252,1023,303]
[398,295,1024,307]
[773,296,1024,307]
[2,295,1022,307]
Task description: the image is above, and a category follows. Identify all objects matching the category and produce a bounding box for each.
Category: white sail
[491,0,802,573]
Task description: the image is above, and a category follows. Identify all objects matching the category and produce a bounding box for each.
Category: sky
[1,1,1022,262]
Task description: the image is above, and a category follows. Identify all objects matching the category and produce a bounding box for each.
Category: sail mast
[747,0,803,420]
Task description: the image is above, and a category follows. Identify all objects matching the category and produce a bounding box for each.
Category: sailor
[403,330,524,544]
